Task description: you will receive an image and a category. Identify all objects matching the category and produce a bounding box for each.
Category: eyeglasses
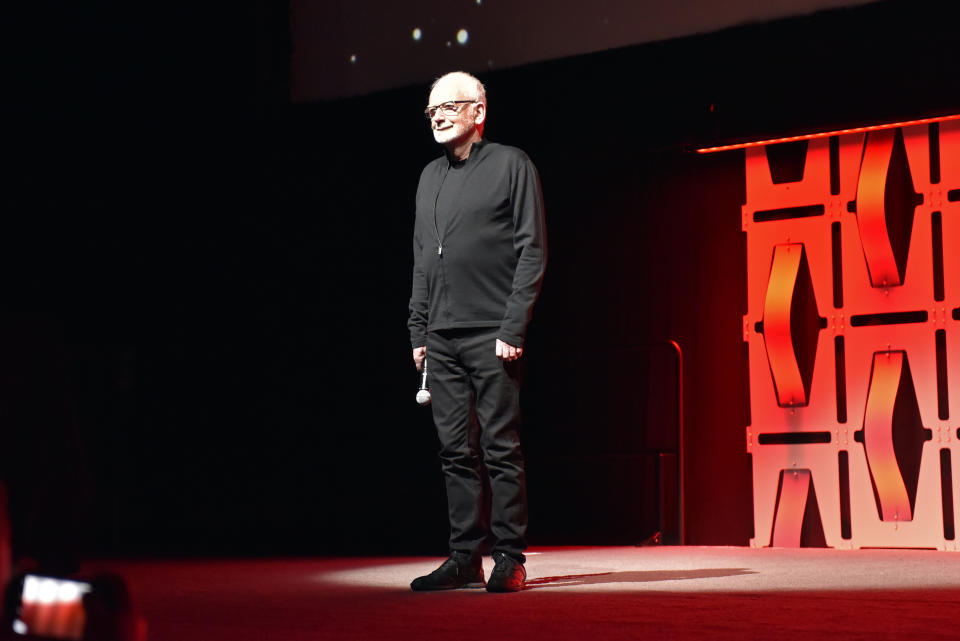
[424,100,477,120]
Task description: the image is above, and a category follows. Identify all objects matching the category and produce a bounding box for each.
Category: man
[408,71,546,593]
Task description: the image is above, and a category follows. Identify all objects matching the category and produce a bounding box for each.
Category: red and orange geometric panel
[744,119,960,548]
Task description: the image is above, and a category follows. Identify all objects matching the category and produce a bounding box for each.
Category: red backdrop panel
[744,120,960,548]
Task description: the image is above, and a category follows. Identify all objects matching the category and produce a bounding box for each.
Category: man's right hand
[413,346,427,372]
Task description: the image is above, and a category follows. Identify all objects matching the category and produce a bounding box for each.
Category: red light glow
[696,113,960,153]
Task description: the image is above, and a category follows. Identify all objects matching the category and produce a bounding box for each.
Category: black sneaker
[486,552,526,592]
[410,552,485,591]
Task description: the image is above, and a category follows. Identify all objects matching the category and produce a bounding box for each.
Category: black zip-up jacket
[408,140,547,348]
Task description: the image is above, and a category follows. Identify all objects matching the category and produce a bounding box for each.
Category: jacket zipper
[433,164,453,322]
[433,165,449,254]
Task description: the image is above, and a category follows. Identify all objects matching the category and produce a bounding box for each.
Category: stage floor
[85,546,960,640]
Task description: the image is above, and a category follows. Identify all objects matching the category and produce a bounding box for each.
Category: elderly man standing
[408,71,547,593]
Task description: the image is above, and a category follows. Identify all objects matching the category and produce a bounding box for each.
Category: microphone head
[416,389,432,406]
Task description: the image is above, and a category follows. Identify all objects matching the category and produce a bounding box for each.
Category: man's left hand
[495,339,523,362]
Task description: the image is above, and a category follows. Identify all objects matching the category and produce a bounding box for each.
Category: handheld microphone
[416,357,431,406]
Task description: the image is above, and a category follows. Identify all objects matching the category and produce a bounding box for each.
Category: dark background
[289,0,879,101]
[4,0,958,560]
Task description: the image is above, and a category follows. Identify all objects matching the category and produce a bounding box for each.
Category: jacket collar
[445,138,487,167]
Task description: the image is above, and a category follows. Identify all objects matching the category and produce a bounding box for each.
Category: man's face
[427,78,480,147]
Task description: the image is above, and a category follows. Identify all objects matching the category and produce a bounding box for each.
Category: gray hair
[431,71,487,111]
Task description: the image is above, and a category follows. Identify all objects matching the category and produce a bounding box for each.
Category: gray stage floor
[87,546,960,640]
[325,545,960,593]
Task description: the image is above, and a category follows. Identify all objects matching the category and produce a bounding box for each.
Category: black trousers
[427,327,528,562]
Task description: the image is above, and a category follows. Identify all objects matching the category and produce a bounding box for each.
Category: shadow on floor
[526,568,757,589]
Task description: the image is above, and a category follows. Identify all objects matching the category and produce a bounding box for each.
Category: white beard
[432,126,458,144]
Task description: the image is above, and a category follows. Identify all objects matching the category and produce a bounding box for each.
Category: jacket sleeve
[499,156,547,347]
[408,216,429,348]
